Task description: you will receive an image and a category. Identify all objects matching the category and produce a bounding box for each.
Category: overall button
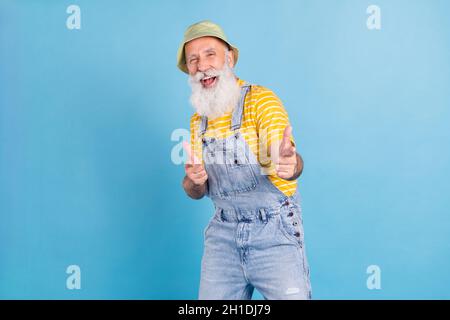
[294,232,301,237]
[288,212,294,217]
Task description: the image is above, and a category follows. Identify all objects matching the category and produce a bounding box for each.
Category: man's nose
[197,59,209,73]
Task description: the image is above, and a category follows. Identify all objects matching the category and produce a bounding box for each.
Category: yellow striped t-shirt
[190,78,297,196]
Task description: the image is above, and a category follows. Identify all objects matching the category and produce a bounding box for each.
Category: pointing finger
[183,141,201,164]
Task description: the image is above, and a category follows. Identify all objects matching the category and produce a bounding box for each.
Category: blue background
[1,0,449,299]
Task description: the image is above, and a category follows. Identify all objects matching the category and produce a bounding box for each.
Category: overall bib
[198,83,312,300]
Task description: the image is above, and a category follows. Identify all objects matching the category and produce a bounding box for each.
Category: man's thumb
[283,125,292,142]
[280,126,294,156]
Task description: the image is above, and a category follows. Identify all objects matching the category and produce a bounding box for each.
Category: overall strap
[199,115,208,135]
[230,83,251,131]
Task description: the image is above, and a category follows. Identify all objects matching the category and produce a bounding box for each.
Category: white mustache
[192,69,221,83]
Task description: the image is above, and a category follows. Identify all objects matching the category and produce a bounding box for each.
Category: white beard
[188,63,241,120]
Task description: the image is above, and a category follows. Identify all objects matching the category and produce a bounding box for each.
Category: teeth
[203,76,214,81]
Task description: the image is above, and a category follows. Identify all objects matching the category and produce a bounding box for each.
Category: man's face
[186,37,241,120]
[184,36,234,88]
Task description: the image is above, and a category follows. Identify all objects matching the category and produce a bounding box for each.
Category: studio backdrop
[1,0,449,299]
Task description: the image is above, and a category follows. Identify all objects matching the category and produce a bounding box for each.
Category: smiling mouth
[201,76,218,88]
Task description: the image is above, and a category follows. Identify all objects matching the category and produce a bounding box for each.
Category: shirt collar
[236,77,246,87]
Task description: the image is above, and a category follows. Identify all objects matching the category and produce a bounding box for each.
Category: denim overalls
[198,83,312,300]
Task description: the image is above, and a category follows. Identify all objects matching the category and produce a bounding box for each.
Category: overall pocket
[203,208,222,239]
[203,135,258,198]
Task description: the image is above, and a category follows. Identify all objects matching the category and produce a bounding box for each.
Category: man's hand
[183,141,208,186]
[182,141,208,199]
[275,126,300,180]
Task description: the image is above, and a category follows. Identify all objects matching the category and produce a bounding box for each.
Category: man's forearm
[182,175,207,199]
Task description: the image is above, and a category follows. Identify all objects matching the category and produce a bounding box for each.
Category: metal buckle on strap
[215,207,226,222]
[258,208,268,222]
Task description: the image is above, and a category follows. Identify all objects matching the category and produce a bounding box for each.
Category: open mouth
[200,76,218,88]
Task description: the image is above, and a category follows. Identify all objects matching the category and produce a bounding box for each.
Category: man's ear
[227,49,235,68]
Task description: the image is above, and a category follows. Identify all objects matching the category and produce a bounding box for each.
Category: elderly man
[178,20,311,300]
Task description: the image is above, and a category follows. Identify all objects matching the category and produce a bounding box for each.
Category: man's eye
[207,53,215,57]
[189,59,198,64]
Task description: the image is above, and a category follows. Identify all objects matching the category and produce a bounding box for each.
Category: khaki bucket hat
[177,20,239,74]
